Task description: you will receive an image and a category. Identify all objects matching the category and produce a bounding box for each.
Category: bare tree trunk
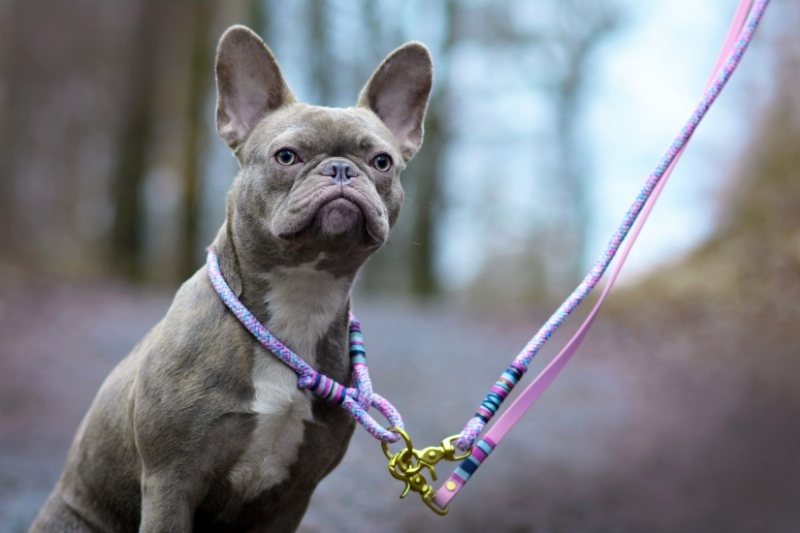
[545,1,617,291]
[408,96,445,296]
[552,50,591,286]
[0,0,28,257]
[309,0,333,105]
[177,1,213,279]
[407,0,458,297]
[109,0,160,281]
[249,0,266,36]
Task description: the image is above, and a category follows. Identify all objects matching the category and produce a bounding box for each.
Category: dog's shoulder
[131,267,257,459]
[139,266,251,373]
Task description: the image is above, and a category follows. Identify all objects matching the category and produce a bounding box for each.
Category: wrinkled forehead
[242,104,400,162]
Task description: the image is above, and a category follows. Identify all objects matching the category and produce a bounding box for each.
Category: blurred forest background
[1,0,798,532]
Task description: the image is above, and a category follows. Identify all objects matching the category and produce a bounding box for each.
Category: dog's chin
[272,191,387,249]
[311,198,364,240]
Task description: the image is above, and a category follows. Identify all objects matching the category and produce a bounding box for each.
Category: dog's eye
[275,149,299,166]
[371,153,393,172]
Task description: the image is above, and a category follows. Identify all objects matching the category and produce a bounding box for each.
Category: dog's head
[215,26,432,268]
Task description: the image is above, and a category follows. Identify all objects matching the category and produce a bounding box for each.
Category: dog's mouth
[312,197,364,238]
[272,185,385,244]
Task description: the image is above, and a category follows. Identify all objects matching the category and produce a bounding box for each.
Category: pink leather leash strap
[434,0,769,510]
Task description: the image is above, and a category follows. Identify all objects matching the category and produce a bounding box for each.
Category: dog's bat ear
[357,42,433,162]
[215,25,295,151]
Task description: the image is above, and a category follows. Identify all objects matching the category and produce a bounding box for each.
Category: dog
[31,25,432,532]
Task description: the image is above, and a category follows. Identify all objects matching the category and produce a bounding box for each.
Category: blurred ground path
[1,283,797,532]
[0,282,171,532]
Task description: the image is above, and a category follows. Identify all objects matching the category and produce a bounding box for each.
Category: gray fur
[31,25,432,533]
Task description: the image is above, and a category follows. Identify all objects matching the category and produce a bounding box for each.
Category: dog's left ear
[215,25,296,151]
[357,42,433,162]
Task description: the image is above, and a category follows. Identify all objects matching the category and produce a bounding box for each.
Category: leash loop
[206,248,403,443]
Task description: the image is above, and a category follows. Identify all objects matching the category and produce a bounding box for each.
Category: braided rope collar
[206,248,403,443]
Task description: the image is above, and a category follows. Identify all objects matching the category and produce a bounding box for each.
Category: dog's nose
[321,160,358,184]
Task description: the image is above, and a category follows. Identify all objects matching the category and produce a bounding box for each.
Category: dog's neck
[211,219,357,371]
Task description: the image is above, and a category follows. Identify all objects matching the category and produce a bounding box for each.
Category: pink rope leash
[434,0,770,509]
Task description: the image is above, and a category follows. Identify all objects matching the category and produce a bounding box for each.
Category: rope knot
[296,370,318,391]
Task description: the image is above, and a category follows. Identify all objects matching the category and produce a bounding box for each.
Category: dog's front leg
[133,365,208,532]
[139,472,196,532]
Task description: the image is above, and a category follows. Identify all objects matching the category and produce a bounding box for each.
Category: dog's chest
[227,261,351,499]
